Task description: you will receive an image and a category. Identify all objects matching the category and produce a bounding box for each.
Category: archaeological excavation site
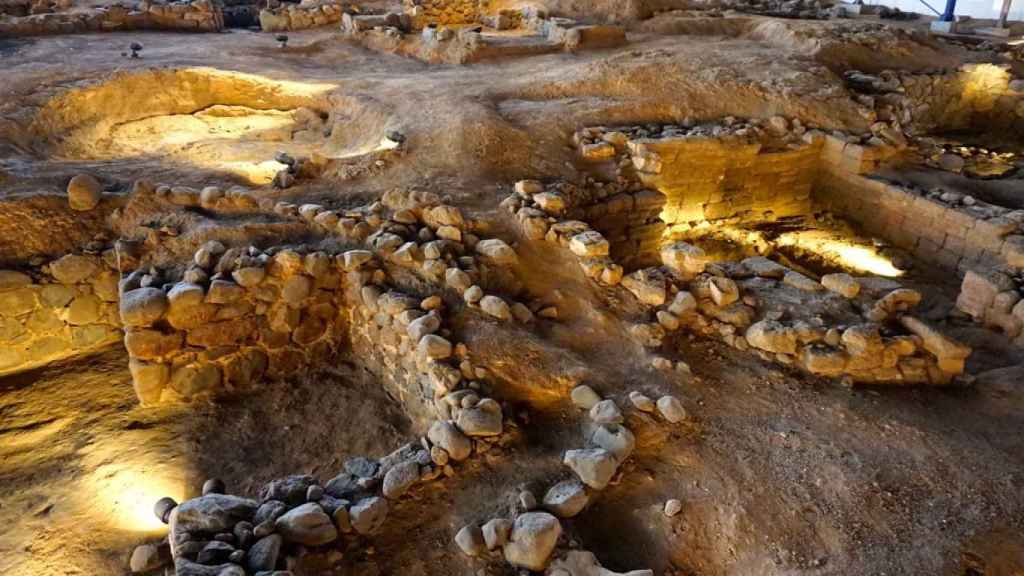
[4,0,1024,573]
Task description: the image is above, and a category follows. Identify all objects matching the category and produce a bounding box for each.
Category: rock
[275,503,338,546]
[656,396,686,423]
[571,385,601,410]
[463,285,484,304]
[482,518,513,549]
[548,550,654,576]
[661,242,707,276]
[515,180,544,195]
[563,448,618,490]
[428,420,472,461]
[130,543,167,573]
[542,480,589,518]
[445,268,472,292]
[454,524,486,556]
[480,295,511,320]
[418,334,452,360]
[281,275,312,306]
[900,315,971,372]
[588,399,623,424]
[175,494,258,532]
[407,313,441,340]
[621,270,666,306]
[628,391,654,412]
[0,270,31,291]
[519,490,538,510]
[668,291,697,316]
[741,256,786,279]
[50,254,99,284]
[197,541,234,564]
[382,460,420,499]
[745,320,797,355]
[206,279,244,304]
[67,174,102,211]
[173,558,245,576]
[232,267,266,288]
[129,359,168,404]
[503,512,562,571]
[569,231,610,257]
[350,497,388,535]
[782,270,822,292]
[708,276,739,306]
[821,273,860,298]
[590,424,635,461]
[253,500,289,525]
[475,239,518,265]
[664,499,682,517]
[120,287,169,327]
[260,475,315,506]
[456,400,503,436]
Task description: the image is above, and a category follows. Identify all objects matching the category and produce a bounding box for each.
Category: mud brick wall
[0,0,223,36]
[403,0,485,28]
[815,170,1024,275]
[0,255,123,377]
[628,137,821,234]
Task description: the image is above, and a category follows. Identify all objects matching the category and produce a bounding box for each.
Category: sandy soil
[1,9,1024,576]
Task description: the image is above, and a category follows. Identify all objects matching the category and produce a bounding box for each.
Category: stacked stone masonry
[258,1,344,32]
[0,257,122,376]
[0,0,223,36]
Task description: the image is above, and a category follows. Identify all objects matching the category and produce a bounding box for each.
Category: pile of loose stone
[956,268,1024,346]
[725,0,834,19]
[452,382,683,574]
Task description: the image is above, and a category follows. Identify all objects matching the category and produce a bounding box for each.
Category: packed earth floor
[2,3,1024,576]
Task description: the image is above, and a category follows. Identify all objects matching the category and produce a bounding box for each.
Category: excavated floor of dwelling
[2,11,1024,576]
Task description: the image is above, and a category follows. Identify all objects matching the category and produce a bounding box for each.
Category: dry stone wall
[257,1,344,32]
[403,0,484,28]
[0,0,223,36]
[0,255,123,376]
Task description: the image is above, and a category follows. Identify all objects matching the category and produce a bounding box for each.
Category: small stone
[482,517,513,549]
[588,399,623,424]
[656,396,686,423]
[628,391,654,412]
[418,334,452,360]
[245,534,282,573]
[382,460,420,499]
[821,273,860,298]
[463,285,484,304]
[570,385,601,410]
[542,480,588,518]
[67,174,102,211]
[480,295,511,320]
[120,287,169,327]
[350,497,388,535]
[454,524,486,557]
[664,499,682,517]
[306,485,324,502]
[428,420,472,461]
[130,543,166,573]
[519,490,538,511]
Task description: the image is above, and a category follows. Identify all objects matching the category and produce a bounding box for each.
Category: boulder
[382,460,419,499]
[175,494,258,532]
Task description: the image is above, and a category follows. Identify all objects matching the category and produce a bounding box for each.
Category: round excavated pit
[24,67,396,185]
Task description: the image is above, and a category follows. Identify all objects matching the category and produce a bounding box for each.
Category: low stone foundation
[257,1,344,32]
[0,0,223,36]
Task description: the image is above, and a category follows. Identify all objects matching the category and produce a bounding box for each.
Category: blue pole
[940,0,956,21]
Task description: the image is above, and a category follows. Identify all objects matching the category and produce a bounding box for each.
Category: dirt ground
[2,7,1024,576]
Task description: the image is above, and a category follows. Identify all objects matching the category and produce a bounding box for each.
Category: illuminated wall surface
[863,0,1024,21]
